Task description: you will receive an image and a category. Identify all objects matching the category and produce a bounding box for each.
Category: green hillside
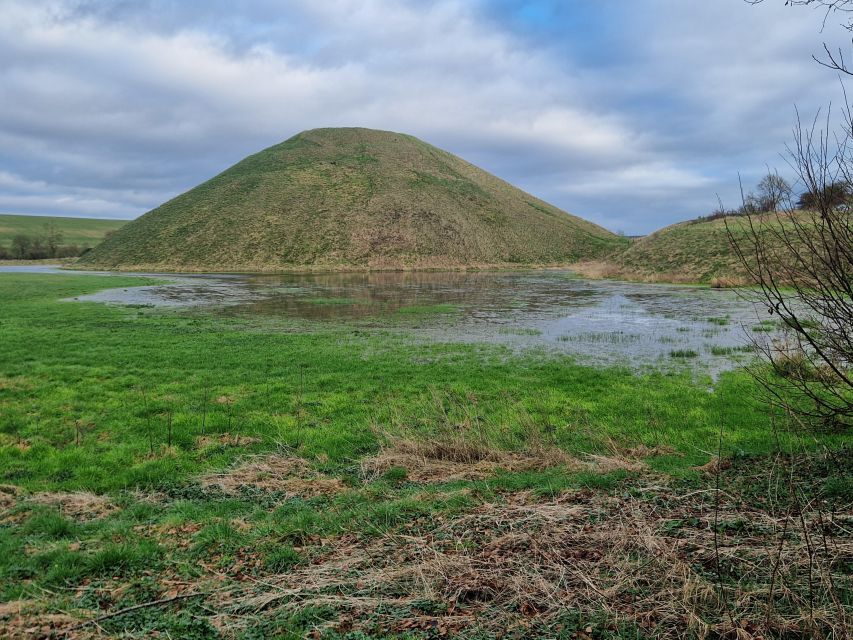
[617,215,751,284]
[571,211,824,285]
[78,128,627,272]
[0,214,127,249]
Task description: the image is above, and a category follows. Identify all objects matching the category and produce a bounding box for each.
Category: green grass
[305,297,359,305]
[669,349,699,358]
[0,213,127,248]
[395,303,459,315]
[0,274,810,493]
[0,273,848,638]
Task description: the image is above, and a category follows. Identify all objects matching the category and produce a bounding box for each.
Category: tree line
[692,173,851,223]
[0,223,108,260]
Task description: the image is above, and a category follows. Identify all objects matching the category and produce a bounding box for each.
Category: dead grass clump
[581,453,647,473]
[200,454,346,497]
[0,435,31,452]
[213,482,850,639]
[0,600,83,640]
[693,456,733,474]
[28,492,116,520]
[195,433,262,449]
[0,484,20,510]
[607,442,679,459]
[362,434,668,483]
[567,260,626,280]
[361,437,581,483]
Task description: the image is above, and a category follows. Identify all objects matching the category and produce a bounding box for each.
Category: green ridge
[0,214,127,248]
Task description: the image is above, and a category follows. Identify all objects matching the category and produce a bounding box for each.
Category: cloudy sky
[1,0,850,234]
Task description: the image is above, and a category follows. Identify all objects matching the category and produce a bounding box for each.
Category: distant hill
[0,214,127,250]
[77,127,627,272]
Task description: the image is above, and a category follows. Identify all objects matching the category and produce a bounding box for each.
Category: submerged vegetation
[0,273,849,638]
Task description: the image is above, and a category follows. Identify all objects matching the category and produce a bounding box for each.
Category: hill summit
[78,128,625,272]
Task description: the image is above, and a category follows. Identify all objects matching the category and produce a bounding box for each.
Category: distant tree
[57,244,82,258]
[11,234,31,259]
[727,108,852,432]
[797,180,851,209]
[42,222,63,258]
[755,173,793,212]
[738,192,763,215]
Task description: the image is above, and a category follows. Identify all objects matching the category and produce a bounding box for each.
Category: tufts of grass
[21,509,79,540]
[497,326,542,336]
[669,349,699,358]
[396,303,459,315]
[262,545,302,573]
[304,297,358,306]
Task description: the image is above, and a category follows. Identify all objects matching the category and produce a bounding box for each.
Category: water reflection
[63,269,772,373]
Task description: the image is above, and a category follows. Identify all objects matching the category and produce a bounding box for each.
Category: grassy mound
[617,215,751,284]
[573,211,830,285]
[78,128,626,272]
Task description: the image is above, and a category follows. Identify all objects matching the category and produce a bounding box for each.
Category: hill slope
[0,214,127,249]
[571,211,826,285]
[78,128,626,272]
[616,215,749,283]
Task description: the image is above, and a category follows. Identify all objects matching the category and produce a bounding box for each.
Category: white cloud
[0,0,849,233]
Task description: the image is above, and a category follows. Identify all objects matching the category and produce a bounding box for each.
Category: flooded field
[2,265,774,372]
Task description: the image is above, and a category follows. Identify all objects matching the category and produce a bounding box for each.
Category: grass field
[0,214,127,249]
[0,274,849,638]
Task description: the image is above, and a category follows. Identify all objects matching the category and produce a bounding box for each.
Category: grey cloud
[0,0,849,233]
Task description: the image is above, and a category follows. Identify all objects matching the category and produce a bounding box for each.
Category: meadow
[0,273,849,639]
[0,215,127,250]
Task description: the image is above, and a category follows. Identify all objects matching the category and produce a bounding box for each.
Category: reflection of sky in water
[27,267,776,374]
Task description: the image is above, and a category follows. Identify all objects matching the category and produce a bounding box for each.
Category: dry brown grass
[200,454,347,497]
[709,276,751,289]
[568,260,710,285]
[0,484,20,511]
[360,427,666,484]
[195,433,262,449]
[0,599,89,640]
[27,492,116,520]
[208,483,850,639]
[361,437,581,483]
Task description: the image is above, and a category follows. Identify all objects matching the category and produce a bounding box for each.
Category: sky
[1,0,851,235]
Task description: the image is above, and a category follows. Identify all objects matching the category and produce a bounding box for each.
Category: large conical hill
[78,127,625,272]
